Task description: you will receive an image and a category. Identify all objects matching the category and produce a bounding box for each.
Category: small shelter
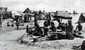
[77,13,85,23]
[54,11,72,23]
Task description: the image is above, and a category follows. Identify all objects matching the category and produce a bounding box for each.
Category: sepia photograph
[0,0,85,50]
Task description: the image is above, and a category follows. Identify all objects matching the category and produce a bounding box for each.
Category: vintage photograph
[0,0,85,50]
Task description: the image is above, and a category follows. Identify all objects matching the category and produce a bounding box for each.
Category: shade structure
[57,16,72,19]
[53,16,72,20]
[77,14,85,23]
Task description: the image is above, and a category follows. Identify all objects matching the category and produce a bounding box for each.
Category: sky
[1,0,85,12]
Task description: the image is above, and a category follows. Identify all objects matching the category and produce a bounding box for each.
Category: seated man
[26,25,33,35]
[7,22,10,27]
[33,23,43,36]
[43,20,51,36]
[73,22,83,38]
[75,22,82,35]
[50,21,56,32]
[57,23,64,31]
[72,40,85,50]
[81,40,85,50]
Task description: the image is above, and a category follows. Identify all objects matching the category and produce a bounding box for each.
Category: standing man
[66,20,74,39]
[16,22,19,30]
[15,15,19,30]
[26,25,29,34]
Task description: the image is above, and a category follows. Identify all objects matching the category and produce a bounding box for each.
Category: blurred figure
[16,22,19,30]
[26,25,29,34]
[81,40,85,50]
[33,21,43,36]
[50,21,56,32]
[57,23,66,31]
[7,22,10,27]
[73,22,83,38]
[66,20,74,39]
[44,20,50,27]
[44,20,51,36]
[57,23,62,29]
[75,22,82,35]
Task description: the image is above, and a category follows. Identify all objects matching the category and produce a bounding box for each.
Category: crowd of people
[5,10,83,40]
[25,13,83,40]
[13,9,85,50]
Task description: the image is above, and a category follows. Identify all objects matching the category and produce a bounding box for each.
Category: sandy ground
[0,21,77,50]
[0,29,85,50]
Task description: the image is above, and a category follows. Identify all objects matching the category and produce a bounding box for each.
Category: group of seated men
[26,19,83,40]
[26,20,56,36]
